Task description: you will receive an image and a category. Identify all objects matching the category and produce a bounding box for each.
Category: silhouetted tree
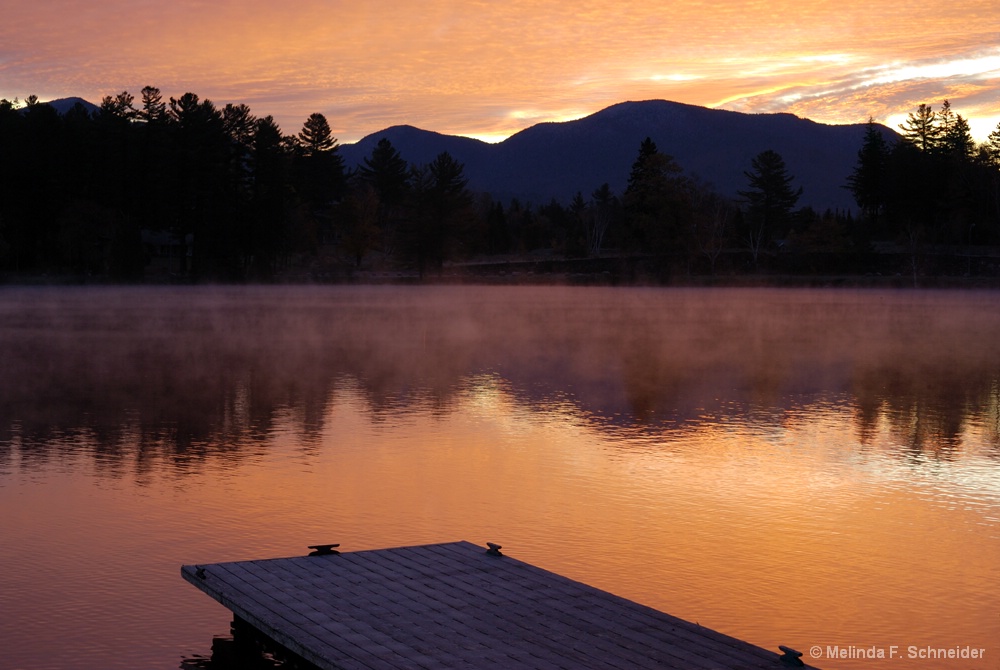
[99,91,137,121]
[294,113,345,211]
[898,104,941,153]
[245,115,289,278]
[739,149,801,267]
[980,123,1000,237]
[847,119,891,234]
[223,104,257,149]
[943,114,975,161]
[298,113,336,154]
[883,140,934,279]
[356,138,410,256]
[985,122,1000,167]
[139,86,167,123]
[167,92,234,278]
[357,137,410,204]
[17,101,66,270]
[401,152,472,275]
[9,88,1000,282]
[221,103,258,206]
[622,137,692,253]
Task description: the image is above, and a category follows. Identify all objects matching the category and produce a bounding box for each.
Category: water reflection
[180,619,314,670]
[2,286,998,474]
[2,286,999,670]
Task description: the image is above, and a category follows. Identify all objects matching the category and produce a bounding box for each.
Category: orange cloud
[2,0,998,141]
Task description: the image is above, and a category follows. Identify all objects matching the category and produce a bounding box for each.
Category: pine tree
[898,104,941,153]
[297,113,336,155]
[99,91,136,121]
[223,104,257,148]
[625,137,667,195]
[738,150,801,266]
[847,119,891,226]
[943,114,975,160]
[139,86,166,123]
[355,138,411,257]
[295,112,345,207]
[622,137,691,252]
[985,122,1000,166]
[246,115,287,278]
[357,138,410,207]
[402,152,472,275]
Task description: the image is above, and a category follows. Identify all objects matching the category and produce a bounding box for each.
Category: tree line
[848,102,1000,253]
[2,90,1000,282]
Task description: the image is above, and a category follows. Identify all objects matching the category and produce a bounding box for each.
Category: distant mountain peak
[341,99,895,211]
[42,97,101,116]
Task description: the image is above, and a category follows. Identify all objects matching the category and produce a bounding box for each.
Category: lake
[1,285,998,670]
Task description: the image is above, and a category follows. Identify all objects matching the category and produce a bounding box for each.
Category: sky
[3,0,1000,144]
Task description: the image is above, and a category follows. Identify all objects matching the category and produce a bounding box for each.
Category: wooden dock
[182,540,819,669]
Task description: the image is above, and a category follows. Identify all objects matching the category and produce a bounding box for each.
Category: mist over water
[1,285,998,669]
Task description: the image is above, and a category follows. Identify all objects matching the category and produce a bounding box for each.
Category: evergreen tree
[167,93,233,278]
[402,151,472,275]
[847,119,891,230]
[133,87,172,241]
[738,149,801,266]
[223,104,258,149]
[139,86,167,123]
[295,112,345,208]
[626,137,665,194]
[986,122,1000,165]
[622,137,692,253]
[898,104,941,153]
[99,91,136,121]
[246,115,288,278]
[943,113,975,160]
[356,138,411,256]
[357,137,410,206]
[297,112,336,155]
[222,103,259,199]
[937,100,956,139]
[428,151,468,197]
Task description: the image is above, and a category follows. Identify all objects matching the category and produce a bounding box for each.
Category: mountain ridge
[37,96,102,116]
[37,96,894,212]
[340,99,897,212]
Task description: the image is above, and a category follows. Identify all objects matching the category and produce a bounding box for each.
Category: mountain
[340,100,899,212]
[41,97,102,117]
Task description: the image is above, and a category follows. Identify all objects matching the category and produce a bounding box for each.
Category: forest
[2,89,1000,283]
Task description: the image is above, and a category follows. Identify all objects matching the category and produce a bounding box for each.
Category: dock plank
[182,540,820,670]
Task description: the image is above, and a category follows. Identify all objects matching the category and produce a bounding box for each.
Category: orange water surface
[1,286,997,669]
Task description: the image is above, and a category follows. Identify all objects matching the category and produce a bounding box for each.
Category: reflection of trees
[2,287,999,478]
[852,364,997,458]
[0,288,491,477]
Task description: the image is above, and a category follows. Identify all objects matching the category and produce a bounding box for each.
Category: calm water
[1,285,998,670]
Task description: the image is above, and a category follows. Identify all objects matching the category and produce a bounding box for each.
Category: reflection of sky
[3,1,999,141]
[3,335,1000,668]
[253,381,1000,666]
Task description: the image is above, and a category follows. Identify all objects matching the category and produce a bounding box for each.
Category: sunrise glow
[3,0,999,141]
